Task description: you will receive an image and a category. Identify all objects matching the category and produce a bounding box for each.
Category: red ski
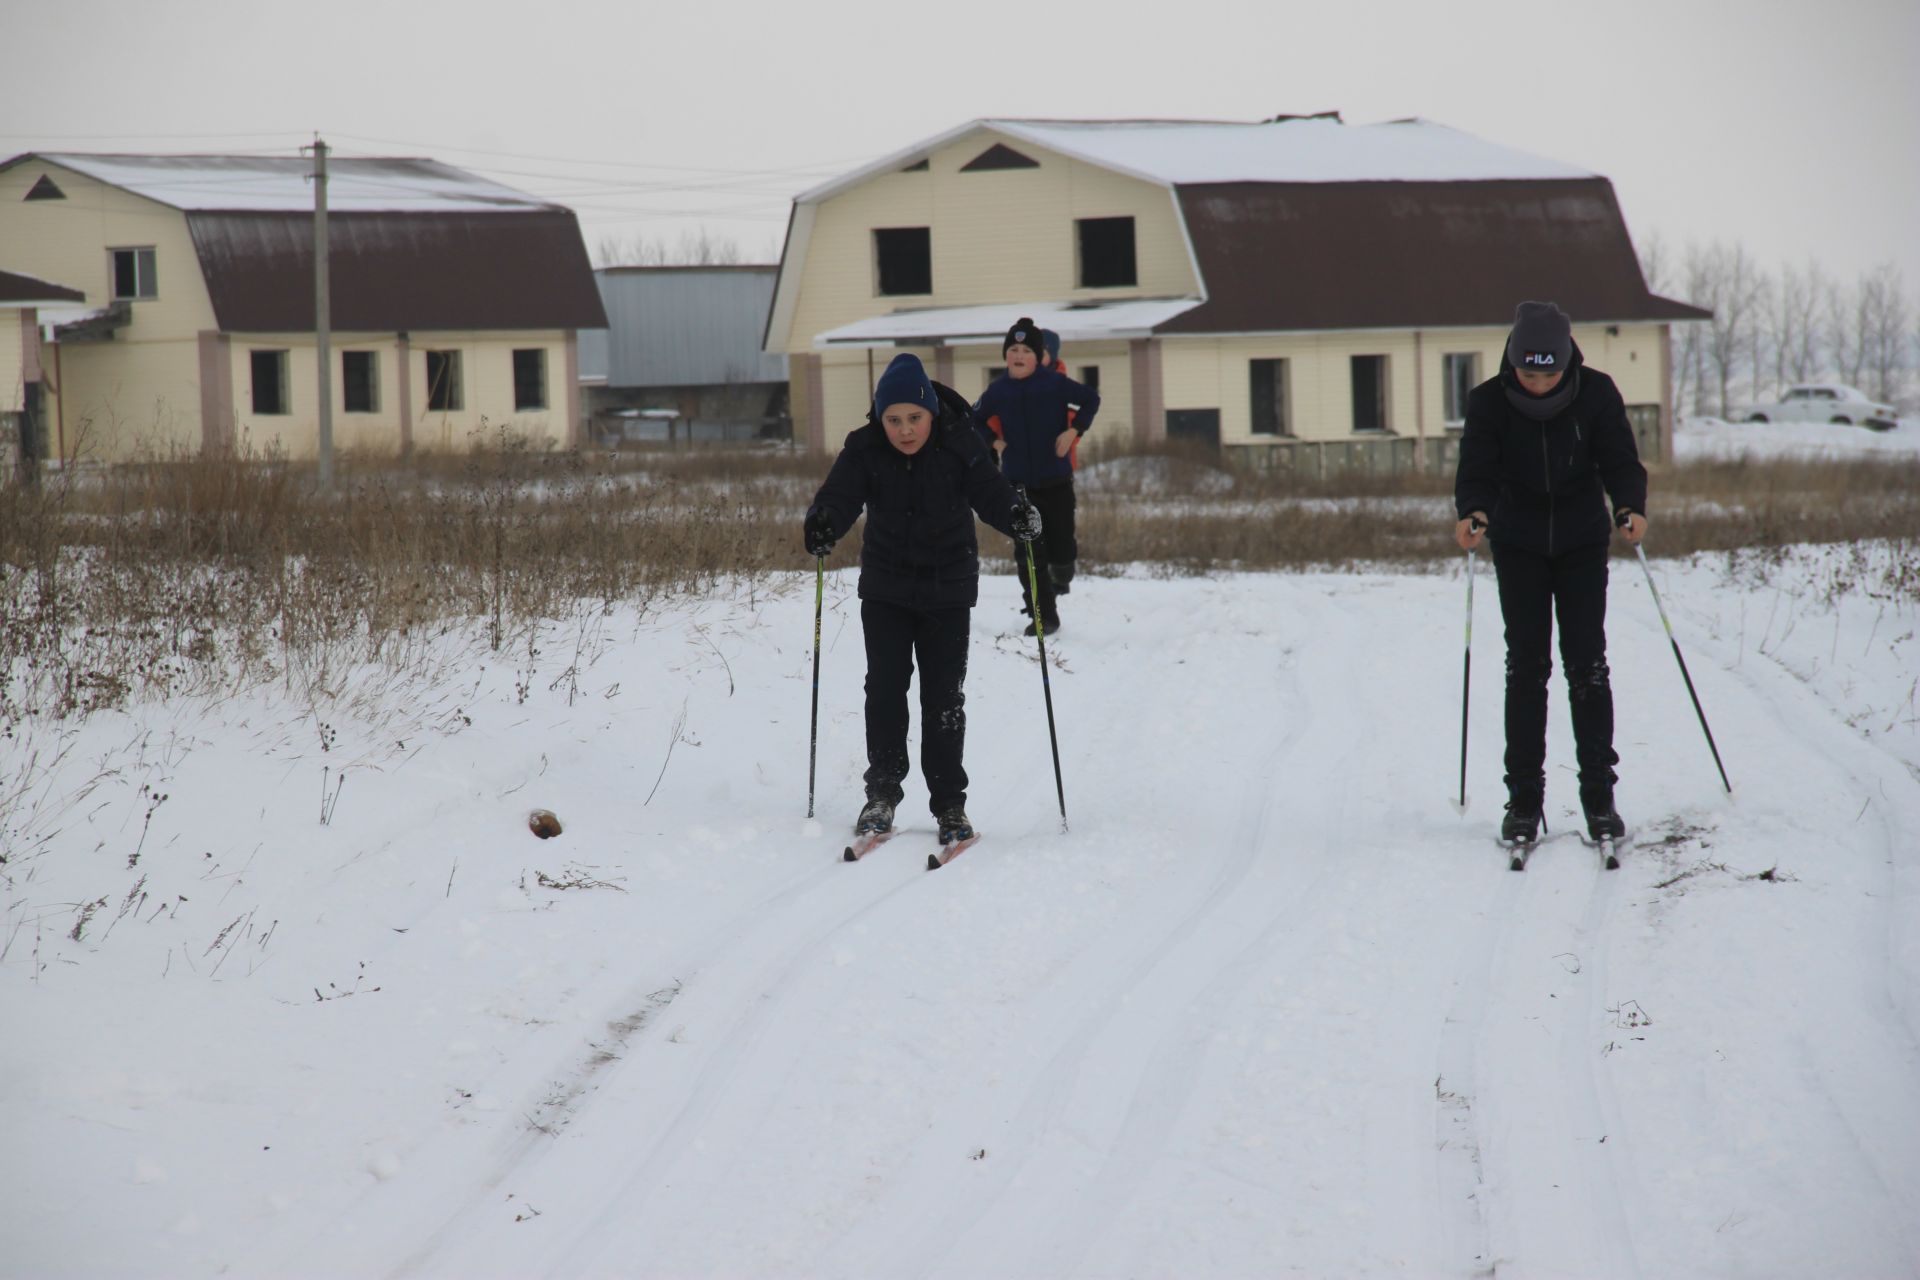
[843,830,896,862]
[926,834,982,870]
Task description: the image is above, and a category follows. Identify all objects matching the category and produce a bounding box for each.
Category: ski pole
[1458,521,1482,811]
[1628,530,1732,794]
[807,554,824,818]
[1018,489,1068,831]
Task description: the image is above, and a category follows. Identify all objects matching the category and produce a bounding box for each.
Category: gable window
[1076,217,1136,288]
[874,227,931,296]
[960,144,1040,172]
[111,247,158,300]
[1443,353,1480,426]
[1250,358,1290,436]
[1351,355,1390,432]
[342,351,380,413]
[250,350,289,416]
[25,174,66,201]
[512,349,548,411]
[425,350,464,411]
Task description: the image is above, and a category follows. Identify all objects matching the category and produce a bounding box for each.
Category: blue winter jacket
[970,367,1101,488]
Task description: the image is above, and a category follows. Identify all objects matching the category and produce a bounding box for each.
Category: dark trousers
[862,599,971,815]
[1014,480,1077,622]
[1492,539,1618,804]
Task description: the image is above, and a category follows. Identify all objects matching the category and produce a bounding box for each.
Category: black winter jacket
[806,383,1025,610]
[1454,342,1648,556]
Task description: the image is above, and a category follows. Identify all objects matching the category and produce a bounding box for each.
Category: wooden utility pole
[308,136,334,488]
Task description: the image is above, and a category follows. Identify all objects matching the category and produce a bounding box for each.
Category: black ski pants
[1491,539,1619,804]
[861,599,971,816]
[1013,479,1076,623]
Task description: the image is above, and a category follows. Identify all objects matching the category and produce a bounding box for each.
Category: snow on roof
[812,297,1202,349]
[36,153,555,213]
[994,118,1593,186]
[796,117,1593,205]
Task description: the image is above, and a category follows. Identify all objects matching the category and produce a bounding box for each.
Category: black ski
[1500,837,1538,872]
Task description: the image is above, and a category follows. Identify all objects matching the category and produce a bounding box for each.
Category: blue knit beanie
[872,353,939,420]
[1040,329,1061,364]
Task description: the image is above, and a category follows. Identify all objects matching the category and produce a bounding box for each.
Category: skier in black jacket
[804,353,1042,844]
[1454,301,1648,846]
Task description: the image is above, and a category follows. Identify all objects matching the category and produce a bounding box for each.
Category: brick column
[1129,338,1165,447]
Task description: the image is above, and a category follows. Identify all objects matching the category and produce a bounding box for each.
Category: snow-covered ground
[1675,414,1918,461]
[5,548,1919,1279]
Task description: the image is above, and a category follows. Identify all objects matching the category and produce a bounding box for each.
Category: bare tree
[1826,275,1870,388]
[1699,241,1766,418]
[1858,266,1911,404]
[1771,261,1828,385]
[594,227,750,268]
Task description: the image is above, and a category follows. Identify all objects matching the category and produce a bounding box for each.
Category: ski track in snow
[10,562,1920,1280]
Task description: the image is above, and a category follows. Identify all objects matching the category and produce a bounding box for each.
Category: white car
[1741,383,1900,430]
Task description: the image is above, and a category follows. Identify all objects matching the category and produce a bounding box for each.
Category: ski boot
[843,796,897,862]
[928,806,979,870]
[854,796,895,836]
[1582,789,1626,869]
[1022,614,1061,638]
[935,806,975,845]
[1501,791,1543,870]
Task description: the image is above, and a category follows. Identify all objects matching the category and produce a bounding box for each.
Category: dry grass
[4,435,1917,726]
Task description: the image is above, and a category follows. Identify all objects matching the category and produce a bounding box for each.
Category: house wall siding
[224,331,574,457]
[2,312,27,414]
[1153,322,1671,447]
[783,129,1197,356]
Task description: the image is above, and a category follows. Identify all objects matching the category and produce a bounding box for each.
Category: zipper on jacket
[1542,423,1554,555]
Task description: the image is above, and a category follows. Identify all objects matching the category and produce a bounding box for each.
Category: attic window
[24,175,66,201]
[900,159,930,172]
[110,247,158,300]
[1076,217,1136,288]
[873,227,931,296]
[960,144,1039,172]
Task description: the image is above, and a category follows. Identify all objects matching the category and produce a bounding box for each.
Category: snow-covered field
[1675,414,1918,461]
[5,546,1919,1279]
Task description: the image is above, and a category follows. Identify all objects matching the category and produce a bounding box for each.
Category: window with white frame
[1443,353,1480,426]
[250,350,289,415]
[1250,358,1290,436]
[110,247,157,300]
[425,350,463,411]
[342,351,380,413]
[512,349,548,411]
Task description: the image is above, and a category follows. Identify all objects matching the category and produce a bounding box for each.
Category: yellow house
[764,116,1709,470]
[0,153,607,462]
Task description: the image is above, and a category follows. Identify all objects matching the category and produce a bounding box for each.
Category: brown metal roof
[186,211,608,333]
[0,268,86,305]
[1156,178,1711,334]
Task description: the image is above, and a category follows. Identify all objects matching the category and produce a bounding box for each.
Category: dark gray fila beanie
[1506,301,1572,372]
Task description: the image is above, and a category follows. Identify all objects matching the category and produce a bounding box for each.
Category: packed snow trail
[7,564,1919,1280]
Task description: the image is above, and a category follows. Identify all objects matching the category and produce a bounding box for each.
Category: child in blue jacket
[971,317,1100,634]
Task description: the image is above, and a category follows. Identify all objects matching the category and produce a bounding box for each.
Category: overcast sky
[4,0,1915,292]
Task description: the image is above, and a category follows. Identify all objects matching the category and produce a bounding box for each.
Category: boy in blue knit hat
[804,353,1042,846]
[972,318,1101,634]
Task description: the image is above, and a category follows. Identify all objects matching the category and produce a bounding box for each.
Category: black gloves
[803,509,836,558]
[1011,498,1043,544]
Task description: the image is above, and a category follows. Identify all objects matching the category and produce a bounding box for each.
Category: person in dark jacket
[804,353,1042,843]
[972,317,1100,635]
[1454,301,1648,845]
